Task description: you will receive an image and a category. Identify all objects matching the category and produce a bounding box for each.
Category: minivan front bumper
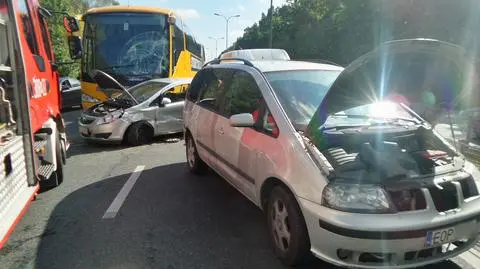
[299,197,480,268]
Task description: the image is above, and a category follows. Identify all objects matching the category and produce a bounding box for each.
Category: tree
[40,0,119,77]
[233,0,480,65]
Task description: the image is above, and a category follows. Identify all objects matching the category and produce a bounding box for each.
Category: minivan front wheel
[186,134,207,174]
[267,186,310,266]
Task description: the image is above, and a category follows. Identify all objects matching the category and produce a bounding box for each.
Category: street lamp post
[214,13,240,50]
[269,0,273,48]
[209,36,224,57]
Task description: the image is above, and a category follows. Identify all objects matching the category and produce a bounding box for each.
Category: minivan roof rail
[298,59,342,67]
[202,57,254,68]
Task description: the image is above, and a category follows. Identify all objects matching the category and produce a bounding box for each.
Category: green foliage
[40,0,119,78]
[234,0,480,65]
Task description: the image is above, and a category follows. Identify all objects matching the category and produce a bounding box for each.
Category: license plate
[425,227,455,247]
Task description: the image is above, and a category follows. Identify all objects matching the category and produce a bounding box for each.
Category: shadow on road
[29,162,467,269]
[32,163,286,269]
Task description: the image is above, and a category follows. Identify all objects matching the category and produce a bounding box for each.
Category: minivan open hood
[90,69,139,105]
[306,39,479,136]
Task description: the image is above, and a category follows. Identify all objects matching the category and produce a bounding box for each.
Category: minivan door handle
[216,127,224,135]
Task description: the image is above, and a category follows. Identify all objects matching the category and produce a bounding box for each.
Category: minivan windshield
[265,70,341,129]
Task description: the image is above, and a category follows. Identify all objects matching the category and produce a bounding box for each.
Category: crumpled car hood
[90,69,138,105]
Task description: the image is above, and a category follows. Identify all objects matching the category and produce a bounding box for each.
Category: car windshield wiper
[345,114,420,123]
[321,114,422,131]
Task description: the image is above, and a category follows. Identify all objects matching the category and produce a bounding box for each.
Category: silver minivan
[183,43,480,268]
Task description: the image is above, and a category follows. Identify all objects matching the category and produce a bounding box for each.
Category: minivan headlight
[322,183,394,213]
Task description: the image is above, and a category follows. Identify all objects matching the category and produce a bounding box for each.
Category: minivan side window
[197,69,232,113]
[186,70,205,102]
[222,70,263,118]
[261,107,280,137]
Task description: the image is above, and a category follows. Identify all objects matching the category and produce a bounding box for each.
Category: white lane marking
[103,165,145,219]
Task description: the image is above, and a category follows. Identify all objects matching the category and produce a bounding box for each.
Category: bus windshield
[82,12,170,87]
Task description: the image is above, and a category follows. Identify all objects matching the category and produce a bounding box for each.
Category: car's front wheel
[127,122,153,146]
[185,133,207,174]
[267,185,310,266]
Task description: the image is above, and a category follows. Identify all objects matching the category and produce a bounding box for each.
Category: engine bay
[319,126,458,182]
[85,99,132,117]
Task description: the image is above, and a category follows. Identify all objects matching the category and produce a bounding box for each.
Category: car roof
[250,60,344,73]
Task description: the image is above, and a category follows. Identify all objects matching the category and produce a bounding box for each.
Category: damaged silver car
[79,70,191,145]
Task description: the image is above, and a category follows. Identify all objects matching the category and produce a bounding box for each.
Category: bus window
[186,33,202,60]
[173,24,184,66]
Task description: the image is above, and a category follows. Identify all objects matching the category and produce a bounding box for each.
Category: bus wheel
[127,122,153,146]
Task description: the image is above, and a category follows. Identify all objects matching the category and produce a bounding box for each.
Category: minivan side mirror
[230,113,255,127]
[67,35,82,60]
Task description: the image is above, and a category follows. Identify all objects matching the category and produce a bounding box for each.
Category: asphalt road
[0,109,476,269]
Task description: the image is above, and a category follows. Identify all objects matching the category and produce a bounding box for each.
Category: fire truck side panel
[0,0,68,249]
[0,136,38,248]
[15,0,60,133]
[0,0,38,249]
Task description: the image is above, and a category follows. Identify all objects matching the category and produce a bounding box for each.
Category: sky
[117,0,288,60]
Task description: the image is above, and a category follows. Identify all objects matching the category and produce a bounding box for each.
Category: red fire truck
[0,0,82,248]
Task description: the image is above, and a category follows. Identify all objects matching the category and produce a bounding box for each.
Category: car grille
[80,116,95,124]
[403,239,475,262]
[427,182,459,212]
[388,188,427,211]
[459,177,479,199]
[94,133,112,139]
[387,176,478,212]
[335,238,477,266]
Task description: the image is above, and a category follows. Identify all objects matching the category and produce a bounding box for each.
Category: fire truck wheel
[127,122,153,146]
[52,134,64,185]
[60,137,67,165]
[42,134,64,189]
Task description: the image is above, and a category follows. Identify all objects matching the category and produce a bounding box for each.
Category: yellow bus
[80,6,205,108]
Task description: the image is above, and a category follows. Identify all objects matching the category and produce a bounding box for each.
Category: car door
[153,83,190,134]
[213,69,264,199]
[61,78,80,108]
[191,68,233,168]
[135,81,168,131]
[69,78,82,106]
